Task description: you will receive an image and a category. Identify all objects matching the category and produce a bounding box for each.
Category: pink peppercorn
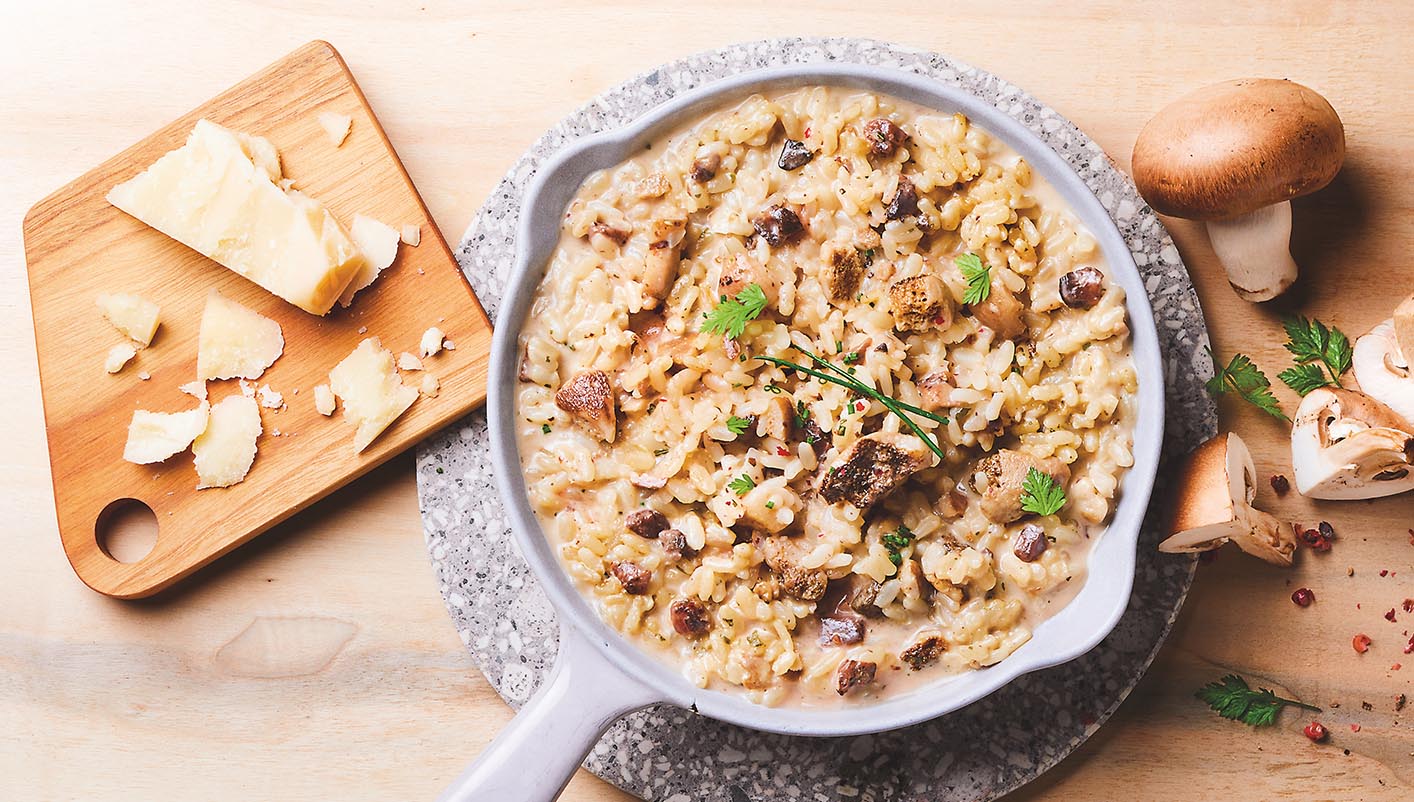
[1303,721,1328,742]
[1291,588,1315,607]
[1353,634,1372,654]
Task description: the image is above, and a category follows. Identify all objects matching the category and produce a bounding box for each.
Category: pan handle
[436,625,662,802]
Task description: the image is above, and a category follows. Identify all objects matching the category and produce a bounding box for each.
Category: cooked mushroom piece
[863,118,909,158]
[718,252,782,306]
[1291,387,1414,500]
[554,370,617,442]
[1352,295,1414,427]
[888,275,952,332]
[1158,432,1295,566]
[751,204,804,247]
[818,432,932,509]
[821,243,867,304]
[778,138,814,171]
[1131,79,1345,302]
[835,659,876,695]
[969,275,1026,340]
[973,449,1070,524]
[753,532,828,601]
[640,215,687,307]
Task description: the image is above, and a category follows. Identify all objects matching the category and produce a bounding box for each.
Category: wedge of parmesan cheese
[400,224,421,247]
[317,111,352,147]
[106,119,365,315]
[123,402,210,464]
[193,394,262,488]
[336,214,401,307]
[313,383,336,416]
[105,343,137,374]
[328,337,418,453]
[197,289,284,381]
[96,293,161,346]
[419,327,445,358]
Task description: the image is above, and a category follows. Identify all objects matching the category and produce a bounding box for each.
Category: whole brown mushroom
[1131,79,1345,302]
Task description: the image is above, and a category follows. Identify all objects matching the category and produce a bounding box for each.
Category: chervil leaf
[727,474,756,495]
[1195,674,1320,727]
[1282,316,1352,386]
[1205,348,1289,421]
[725,415,752,435]
[957,252,991,306]
[1278,363,1334,396]
[702,283,769,339]
[1020,467,1066,516]
[792,400,811,428]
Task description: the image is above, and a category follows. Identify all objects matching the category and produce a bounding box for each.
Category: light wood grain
[21,41,492,598]
[2,2,1411,800]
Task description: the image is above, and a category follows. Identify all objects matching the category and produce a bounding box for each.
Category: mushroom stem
[1203,201,1299,302]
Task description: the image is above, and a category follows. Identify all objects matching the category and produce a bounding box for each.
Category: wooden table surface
[4,2,1411,799]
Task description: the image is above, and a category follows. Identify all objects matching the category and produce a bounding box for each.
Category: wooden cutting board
[22,40,492,599]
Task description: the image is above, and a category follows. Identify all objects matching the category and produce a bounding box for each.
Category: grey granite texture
[416,37,1216,802]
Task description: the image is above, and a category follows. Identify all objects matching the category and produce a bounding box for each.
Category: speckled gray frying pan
[417,38,1216,802]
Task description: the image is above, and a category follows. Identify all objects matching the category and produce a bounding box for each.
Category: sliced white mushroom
[1351,296,1414,427]
[1159,432,1295,566]
[1291,387,1414,499]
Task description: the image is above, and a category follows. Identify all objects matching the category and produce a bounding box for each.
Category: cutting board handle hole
[96,499,158,564]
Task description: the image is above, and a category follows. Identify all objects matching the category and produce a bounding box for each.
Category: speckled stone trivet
[416,37,1216,802]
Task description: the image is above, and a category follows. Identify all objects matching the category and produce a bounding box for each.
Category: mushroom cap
[1167,432,1242,537]
[1132,79,1345,220]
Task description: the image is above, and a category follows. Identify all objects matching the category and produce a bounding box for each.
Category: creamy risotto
[515,87,1136,706]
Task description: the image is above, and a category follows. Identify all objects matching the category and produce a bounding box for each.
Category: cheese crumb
[96,293,161,346]
[313,383,336,416]
[123,402,210,464]
[397,352,423,371]
[418,373,440,398]
[137,371,151,381]
[443,340,456,350]
[419,327,445,358]
[317,111,353,147]
[193,395,262,488]
[337,214,401,307]
[105,343,137,374]
[197,289,284,380]
[257,385,284,409]
[328,337,418,453]
[400,224,421,247]
[178,380,207,401]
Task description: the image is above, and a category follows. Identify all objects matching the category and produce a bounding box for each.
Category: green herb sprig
[1196,674,1320,727]
[1277,316,1352,396]
[882,524,914,567]
[703,283,769,339]
[1019,468,1066,516]
[957,252,991,306]
[725,415,752,435]
[755,350,949,461]
[727,474,756,495]
[1205,347,1288,421]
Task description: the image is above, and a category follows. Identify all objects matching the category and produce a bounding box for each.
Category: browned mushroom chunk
[863,118,909,158]
[916,370,956,411]
[718,252,781,306]
[835,659,877,695]
[974,449,1071,524]
[753,532,829,601]
[848,577,883,617]
[669,598,711,637]
[1012,524,1049,562]
[660,529,697,562]
[778,138,815,170]
[690,153,721,183]
[885,175,920,220]
[1059,267,1106,309]
[819,615,865,647]
[626,508,670,538]
[641,216,687,307]
[555,370,617,442]
[969,276,1026,340]
[751,204,804,247]
[888,275,952,332]
[757,394,793,441]
[821,243,867,303]
[589,220,630,246]
[818,432,932,509]
[899,634,947,670]
[798,416,832,459]
[611,561,651,595]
